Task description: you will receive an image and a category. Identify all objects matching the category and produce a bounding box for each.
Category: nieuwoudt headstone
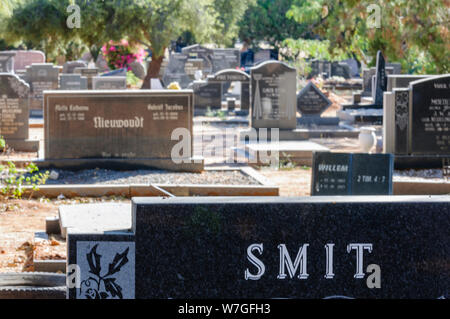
[409,75,450,155]
[311,152,394,196]
[67,196,450,299]
[12,50,45,72]
[43,90,202,171]
[0,52,16,73]
[251,61,297,130]
[60,74,88,90]
[92,76,127,90]
[25,63,61,113]
[0,74,39,151]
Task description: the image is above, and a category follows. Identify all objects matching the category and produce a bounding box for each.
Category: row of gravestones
[162,44,241,88]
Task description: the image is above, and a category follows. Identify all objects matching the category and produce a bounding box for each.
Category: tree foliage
[287,0,450,74]
[238,0,310,49]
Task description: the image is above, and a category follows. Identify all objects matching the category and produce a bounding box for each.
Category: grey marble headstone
[251,61,297,130]
[207,69,250,111]
[362,68,376,97]
[74,67,99,89]
[60,74,88,90]
[386,62,402,75]
[62,61,88,74]
[0,73,39,151]
[311,152,394,195]
[387,75,430,92]
[129,61,146,80]
[184,58,203,81]
[25,63,61,111]
[409,75,450,155]
[297,82,332,117]
[0,52,16,73]
[92,76,127,90]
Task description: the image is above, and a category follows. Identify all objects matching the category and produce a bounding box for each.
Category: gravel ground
[43,169,260,185]
[394,169,448,182]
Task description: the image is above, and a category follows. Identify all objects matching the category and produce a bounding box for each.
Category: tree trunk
[141,55,164,89]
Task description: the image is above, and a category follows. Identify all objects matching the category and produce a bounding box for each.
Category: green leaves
[0,161,49,199]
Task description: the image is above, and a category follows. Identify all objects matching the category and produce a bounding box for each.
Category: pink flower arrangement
[101,40,147,71]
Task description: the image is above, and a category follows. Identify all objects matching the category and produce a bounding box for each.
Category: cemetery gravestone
[74,67,99,89]
[394,89,410,155]
[311,152,394,196]
[208,69,250,111]
[92,76,127,90]
[162,53,191,89]
[12,50,45,73]
[60,74,88,90]
[182,45,214,75]
[211,49,240,73]
[25,63,61,113]
[67,196,450,299]
[409,75,450,155]
[331,62,351,79]
[190,81,222,113]
[62,61,88,74]
[184,59,203,81]
[373,51,388,106]
[43,90,202,172]
[129,61,147,80]
[387,75,430,92]
[297,82,333,125]
[251,61,297,130]
[362,68,376,97]
[0,74,39,151]
[0,52,16,73]
[308,60,332,79]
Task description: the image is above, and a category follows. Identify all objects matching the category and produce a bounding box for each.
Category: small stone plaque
[92,76,127,90]
[297,82,332,117]
[60,74,88,90]
[311,152,393,195]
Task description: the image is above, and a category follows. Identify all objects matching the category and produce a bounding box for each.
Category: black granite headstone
[311,152,393,196]
[409,75,450,155]
[373,51,387,106]
[297,82,332,117]
[67,196,450,299]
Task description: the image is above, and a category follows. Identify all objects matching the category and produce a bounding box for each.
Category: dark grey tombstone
[25,63,61,113]
[59,74,88,90]
[342,58,360,77]
[311,152,393,195]
[162,53,191,89]
[251,61,297,129]
[386,62,402,75]
[362,68,376,97]
[62,61,88,74]
[0,73,39,151]
[211,49,240,73]
[409,75,450,155]
[207,69,250,112]
[181,44,214,75]
[92,76,127,90]
[308,60,332,79]
[394,89,410,155]
[297,82,332,117]
[67,196,450,299]
[373,51,388,106]
[191,81,222,112]
[331,62,351,79]
[43,90,202,171]
[0,52,16,73]
[73,67,99,89]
